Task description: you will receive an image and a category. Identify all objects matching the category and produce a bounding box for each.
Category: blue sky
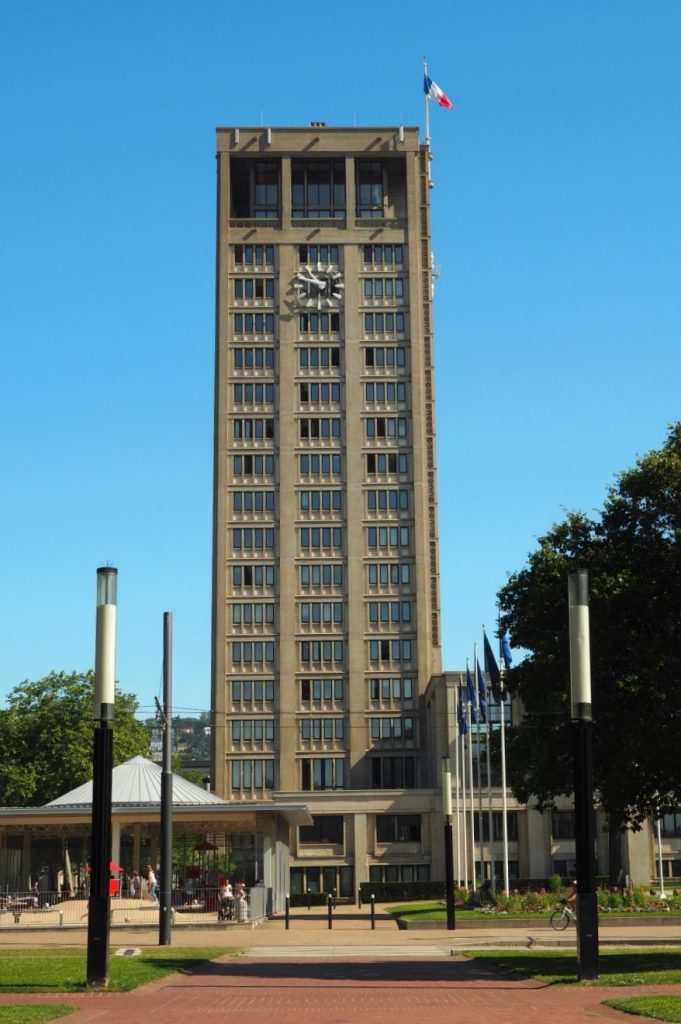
[1,1,680,720]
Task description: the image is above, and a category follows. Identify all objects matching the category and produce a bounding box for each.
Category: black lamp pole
[568,569,600,981]
[86,567,117,988]
[442,756,456,930]
[159,612,173,945]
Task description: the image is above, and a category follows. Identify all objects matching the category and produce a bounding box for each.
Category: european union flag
[483,631,502,703]
[501,634,513,671]
[466,666,478,723]
[476,659,487,722]
[457,688,468,737]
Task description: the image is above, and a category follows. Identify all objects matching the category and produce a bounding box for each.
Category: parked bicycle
[550,899,577,930]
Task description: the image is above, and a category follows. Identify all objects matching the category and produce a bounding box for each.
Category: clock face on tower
[294,263,345,309]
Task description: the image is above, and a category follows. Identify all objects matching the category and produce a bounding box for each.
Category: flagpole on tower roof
[423,57,431,148]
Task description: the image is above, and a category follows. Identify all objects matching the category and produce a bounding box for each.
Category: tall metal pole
[442,757,456,929]
[86,567,117,988]
[568,569,600,980]
[159,612,173,945]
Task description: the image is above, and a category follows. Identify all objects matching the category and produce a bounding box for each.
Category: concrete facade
[212,125,442,894]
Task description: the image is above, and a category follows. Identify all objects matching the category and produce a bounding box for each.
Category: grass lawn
[463,949,681,985]
[387,901,681,923]
[0,1008,75,1023]
[604,996,681,1022]
[0,947,236,993]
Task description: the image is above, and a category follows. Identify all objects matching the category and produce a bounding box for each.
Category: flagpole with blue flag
[457,683,469,889]
[465,667,476,892]
[479,655,495,894]
[484,625,512,895]
[473,647,485,889]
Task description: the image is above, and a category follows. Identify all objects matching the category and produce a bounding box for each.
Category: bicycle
[549,899,577,930]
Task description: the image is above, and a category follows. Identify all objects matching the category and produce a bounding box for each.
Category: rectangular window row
[300,490,342,512]
[292,160,346,219]
[368,563,411,586]
[234,454,275,476]
[231,641,276,664]
[473,812,519,842]
[369,639,413,663]
[299,418,342,440]
[233,383,275,404]
[366,489,409,512]
[234,313,275,334]
[231,160,279,219]
[299,312,340,334]
[231,679,276,703]
[376,814,421,843]
[300,382,341,403]
[300,678,344,703]
[364,312,406,334]
[232,564,275,587]
[365,346,406,368]
[300,718,345,740]
[299,347,340,369]
[301,757,345,790]
[233,278,275,300]
[232,603,276,626]
[233,418,274,440]
[233,347,275,370]
[357,160,384,218]
[231,719,275,742]
[300,527,343,550]
[299,244,340,265]
[371,756,415,789]
[363,278,405,300]
[368,601,412,624]
[369,677,414,702]
[365,417,408,440]
[367,526,410,549]
[233,244,275,266]
[363,244,404,266]
[366,453,408,475]
[230,758,275,791]
[299,453,342,476]
[365,382,406,403]
[300,563,343,587]
[301,601,344,625]
[370,716,415,740]
[370,864,430,883]
[233,491,275,513]
[232,528,275,550]
[300,640,345,665]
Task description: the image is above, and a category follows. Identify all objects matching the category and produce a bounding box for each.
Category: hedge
[359,881,445,903]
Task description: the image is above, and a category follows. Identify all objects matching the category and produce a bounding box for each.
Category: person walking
[146,864,158,902]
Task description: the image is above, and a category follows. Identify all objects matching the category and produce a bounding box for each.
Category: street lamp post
[568,569,599,981]
[86,567,117,987]
[442,756,456,930]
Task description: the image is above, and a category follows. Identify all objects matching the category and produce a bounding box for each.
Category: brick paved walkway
[2,953,681,1023]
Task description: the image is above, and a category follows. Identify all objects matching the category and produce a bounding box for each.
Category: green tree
[0,671,149,806]
[498,423,681,835]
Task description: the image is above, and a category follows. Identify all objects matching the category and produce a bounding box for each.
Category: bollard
[59,911,64,928]
[307,889,311,911]
[358,888,362,909]
[327,893,333,930]
[285,894,290,930]
[370,893,376,930]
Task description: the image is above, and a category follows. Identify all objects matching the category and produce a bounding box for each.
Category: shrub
[548,874,563,893]
[358,881,445,904]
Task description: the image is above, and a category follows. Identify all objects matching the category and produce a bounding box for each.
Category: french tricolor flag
[424,74,453,109]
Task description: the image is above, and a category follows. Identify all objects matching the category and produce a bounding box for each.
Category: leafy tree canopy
[0,671,150,806]
[498,423,681,831]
